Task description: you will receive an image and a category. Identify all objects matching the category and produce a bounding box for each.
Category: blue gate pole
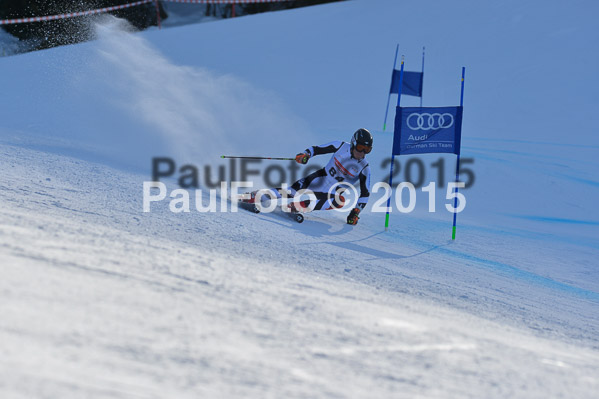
[385,56,405,231]
[452,67,466,240]
[383,44,399,131]
[420,46,425,108]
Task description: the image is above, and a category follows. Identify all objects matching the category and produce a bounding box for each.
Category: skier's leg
[290,168,327,194]
[305,187,346,210]
[260,168,327,201]
[310,192,331,210]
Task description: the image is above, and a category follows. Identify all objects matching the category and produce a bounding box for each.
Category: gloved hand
[347,208,361,225]
[295,152,310,164]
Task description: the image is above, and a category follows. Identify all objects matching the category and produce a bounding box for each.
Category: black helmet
[351,128,373,153]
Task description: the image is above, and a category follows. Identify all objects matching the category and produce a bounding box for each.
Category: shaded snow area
[1,0,599,398]
[1,144,597,398]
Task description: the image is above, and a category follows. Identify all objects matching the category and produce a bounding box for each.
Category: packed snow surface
[1,0,598,397]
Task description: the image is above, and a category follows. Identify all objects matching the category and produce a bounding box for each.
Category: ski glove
[347,208,361,225]
[295,152,310,164]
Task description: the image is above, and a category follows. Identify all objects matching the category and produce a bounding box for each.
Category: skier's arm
[305,141,343,157]
[356,165,371,210]
[347,166,371,225]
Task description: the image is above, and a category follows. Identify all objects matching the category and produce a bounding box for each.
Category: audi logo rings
[407,113,454,130]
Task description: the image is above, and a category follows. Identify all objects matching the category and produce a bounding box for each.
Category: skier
[243,128,373,225]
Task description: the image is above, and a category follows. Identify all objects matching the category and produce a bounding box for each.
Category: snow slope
[1,0,598,397]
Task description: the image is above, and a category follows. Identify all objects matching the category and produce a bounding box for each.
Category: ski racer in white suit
[282,128,373,225]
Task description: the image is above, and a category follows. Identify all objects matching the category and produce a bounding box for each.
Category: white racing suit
[271,141,371,211]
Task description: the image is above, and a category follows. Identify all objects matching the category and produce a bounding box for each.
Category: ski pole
[220,155,295,161]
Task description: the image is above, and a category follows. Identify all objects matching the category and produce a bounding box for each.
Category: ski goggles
[355,144,372,154]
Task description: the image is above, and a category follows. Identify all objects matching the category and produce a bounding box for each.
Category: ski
[237,200,260,214]
[287,210,304,223]
[285,203,306,223]
[236,194,305,223]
